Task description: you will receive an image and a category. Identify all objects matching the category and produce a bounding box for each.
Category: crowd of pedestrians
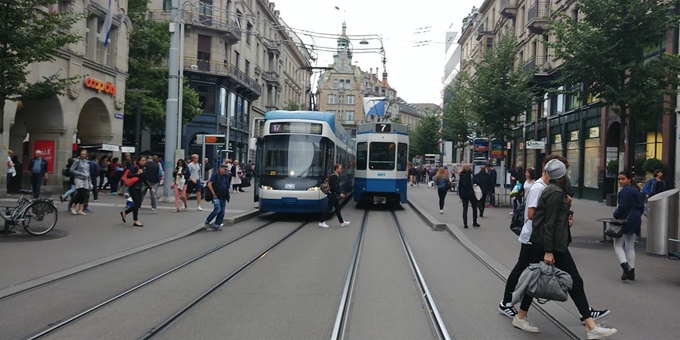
[422,155,667,339]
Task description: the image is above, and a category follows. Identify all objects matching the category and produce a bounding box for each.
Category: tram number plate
[285,183,296,189]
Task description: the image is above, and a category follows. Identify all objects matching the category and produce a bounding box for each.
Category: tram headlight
[260,185,273,190]
[307,186,320,191]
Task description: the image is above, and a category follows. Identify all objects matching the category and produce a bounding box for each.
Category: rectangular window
[234,51,240,69]
[163,0,171,10]
[246,22,253,45]
[197,35,211,71]
[192,83,216,113]
[369,142,395,170]
[236,9,243,28]
[96,19,102,61]
[397,143,408,171]
[327,95,336,104]
[347,95,355,104]
[583,138,600,188]
[356,142,367,170]
[245,60,250,76]
[333,79,339,88]
[199,0,212,25]
[566,133,580,187]
[85,18,91,58]
[345,111,355,121]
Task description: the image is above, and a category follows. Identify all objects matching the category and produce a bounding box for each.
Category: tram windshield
[369,142,395,170]
[261,135,331,177]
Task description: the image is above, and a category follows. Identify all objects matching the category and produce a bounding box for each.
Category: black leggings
[478,193,488,216]
[461,198,478,225]
[437,188,447,210]
[125,188,143,220]
[519,244,591,318]
[503,243,534,304]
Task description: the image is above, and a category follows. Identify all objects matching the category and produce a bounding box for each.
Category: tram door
[251,138,263,203]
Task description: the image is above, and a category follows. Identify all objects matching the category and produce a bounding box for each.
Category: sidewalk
[407,185,679,340]
[0,189,258,293]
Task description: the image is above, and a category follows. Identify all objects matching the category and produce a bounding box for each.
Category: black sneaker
[498,300,518,318]
[580,308,610,324]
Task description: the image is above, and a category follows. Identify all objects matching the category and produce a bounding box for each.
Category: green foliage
[548,0,680,122]
[442,71,476,144]
[642,158,665,174]
[390,118,402,124]
[468,33,534,141]
[409,113,440,157]
[0,0,84,116]
[284,100,303,111]
[126,0,201,132]
[606,159,619,174]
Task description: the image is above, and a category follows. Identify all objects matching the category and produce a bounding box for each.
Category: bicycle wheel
[21,201,58,236]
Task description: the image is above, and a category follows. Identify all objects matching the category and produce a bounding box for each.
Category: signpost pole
[200,135,206,182]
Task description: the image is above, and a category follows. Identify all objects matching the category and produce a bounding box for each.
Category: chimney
[369,68,373,74]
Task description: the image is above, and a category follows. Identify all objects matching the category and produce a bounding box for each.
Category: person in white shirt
[186,154,203,211]
[6,149,16,196]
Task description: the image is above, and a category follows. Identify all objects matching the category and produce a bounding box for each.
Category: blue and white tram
[354,122,409,205]
[253,111,355,213]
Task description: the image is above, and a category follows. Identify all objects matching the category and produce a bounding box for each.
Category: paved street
[0,185,677,339]
[407,184,680,340]
[0,189,258,294]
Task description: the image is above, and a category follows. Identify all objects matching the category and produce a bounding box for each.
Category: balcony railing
[182,57,261,95]
[523,56,551,78]
[500,0,518,18]
[476,23,492,41]
[264,41,281,55]
[526,1,550,33]
[147,10,242,42]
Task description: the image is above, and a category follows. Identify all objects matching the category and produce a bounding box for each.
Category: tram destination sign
[269,122,323,135]
[375,123,392,133]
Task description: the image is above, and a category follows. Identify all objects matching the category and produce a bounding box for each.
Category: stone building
[2,0,131,194]
[396,99,421,131]
[146,0,312,163]
[458,0,676,200]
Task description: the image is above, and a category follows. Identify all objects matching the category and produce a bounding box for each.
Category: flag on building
[99,0,114,47]
[363,97,386,117]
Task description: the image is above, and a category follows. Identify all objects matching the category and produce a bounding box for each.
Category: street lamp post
[128,89,152,155]
[164,0,183,201]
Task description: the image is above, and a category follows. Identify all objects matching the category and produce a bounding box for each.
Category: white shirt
[519,178,547,244]
[7,156,15,176]
[187,162,201,180]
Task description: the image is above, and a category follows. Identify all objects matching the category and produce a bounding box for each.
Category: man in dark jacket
[474,167,492,217]
[29,150,49,198]
[142,155,160,210]
[486,163,497,207]
[88,154,100,202]
[319,164,349,228]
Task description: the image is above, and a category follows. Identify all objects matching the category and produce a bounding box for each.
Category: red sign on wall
[33,140,56,173]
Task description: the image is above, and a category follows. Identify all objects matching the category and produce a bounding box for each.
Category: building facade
[457,0,676,201]
[396,99,421,131]
[2,0,130,194]
[146,0,312,163]
[317,22,398,136]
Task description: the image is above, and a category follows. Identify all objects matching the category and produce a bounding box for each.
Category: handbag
[121,168,139,187]
[241,176,251,188]
[527,264,572,302]
[605,210,632,238]
[473,184,483,201]
[509,201,526,236]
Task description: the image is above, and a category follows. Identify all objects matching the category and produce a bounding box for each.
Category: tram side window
[397,143,408,171]
[325,143,335,175]
[356,142,367,170]
[369,142,395,170]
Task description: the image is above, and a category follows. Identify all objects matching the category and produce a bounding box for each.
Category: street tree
[0,1,83,134]
[284,100,303,111]
[409,113,441,157]
[469,33,535,143]
[126,0,201,133]
[442,71,476,146]
[549,0,680,168]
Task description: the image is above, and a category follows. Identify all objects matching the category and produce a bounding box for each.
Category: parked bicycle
[2,189,58,236]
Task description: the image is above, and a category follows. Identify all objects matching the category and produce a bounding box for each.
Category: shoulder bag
[472,174,483,200]
[605,206,633,238]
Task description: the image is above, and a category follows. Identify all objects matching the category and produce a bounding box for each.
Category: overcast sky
[273,0,480,105]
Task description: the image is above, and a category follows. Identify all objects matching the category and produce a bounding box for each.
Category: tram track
[331,209,453,340]
[19,218,296,340]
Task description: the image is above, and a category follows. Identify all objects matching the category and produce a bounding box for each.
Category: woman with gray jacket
[513,160,617,339]
[69,149,91,215]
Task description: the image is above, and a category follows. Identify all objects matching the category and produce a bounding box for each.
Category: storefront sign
[84,77,116,97]
[589,127,600,138]
[526,140,546,149]
[33,140,55,172]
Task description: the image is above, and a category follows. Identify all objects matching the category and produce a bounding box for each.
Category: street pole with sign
[197,134,226,181]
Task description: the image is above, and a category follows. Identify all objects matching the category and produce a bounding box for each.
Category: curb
[407,200,584,339]
[0,208,261,300]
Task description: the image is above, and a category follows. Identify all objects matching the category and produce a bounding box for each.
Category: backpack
[320,177,331,194]
[641,178,656,196]
[509,201,526,236]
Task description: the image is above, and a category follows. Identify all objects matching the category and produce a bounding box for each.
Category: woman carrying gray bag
[511,159,617,340]
[612,171,644,281]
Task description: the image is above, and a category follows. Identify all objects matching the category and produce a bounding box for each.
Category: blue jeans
[205,198,227,226]
[62,184,76,198]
